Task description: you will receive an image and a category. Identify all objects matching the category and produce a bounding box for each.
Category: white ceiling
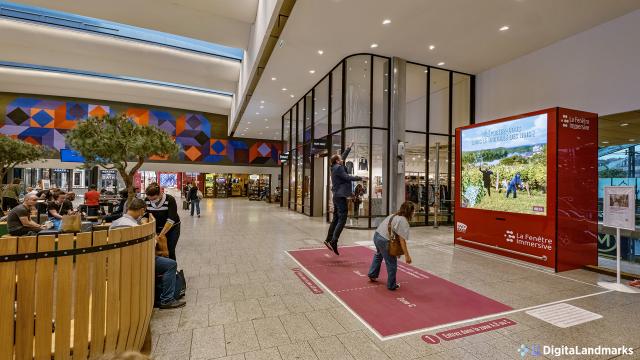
[13,0,258,49]
[237,0,640,140]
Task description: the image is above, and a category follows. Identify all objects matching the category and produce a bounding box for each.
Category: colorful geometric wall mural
[1,95,282,166]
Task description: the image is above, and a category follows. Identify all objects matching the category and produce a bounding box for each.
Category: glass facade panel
[428,134,452,224]
[429,68,450,134]
[297,102,303,148]
[304,93,313,143]
[452,73,471,131]
[296,145,303,213]
[289,148,296,209]
[371,129,388,226]
[303,142,312,215]
[344,128,370,228]
[314,77,329,139]
[405,131,427,225]
[345,55,371,128]
[291,106,297,150]
[406,63,428,132]
[373,57,389,129]
[283,111,291,151]
[331,64,343,133]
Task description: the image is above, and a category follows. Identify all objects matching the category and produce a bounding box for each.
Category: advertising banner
[603,186,636,230]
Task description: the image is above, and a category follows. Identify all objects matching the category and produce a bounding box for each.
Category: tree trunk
[0,167,7,209]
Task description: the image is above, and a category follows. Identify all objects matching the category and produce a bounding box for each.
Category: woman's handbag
[387,215,404,257]
[197,190,204,200]
[60,214,82,233]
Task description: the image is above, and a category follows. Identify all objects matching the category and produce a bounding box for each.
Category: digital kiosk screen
[460,114,548,215]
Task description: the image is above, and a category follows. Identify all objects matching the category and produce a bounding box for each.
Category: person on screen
[479,167,493,196]
[506,172,522,199]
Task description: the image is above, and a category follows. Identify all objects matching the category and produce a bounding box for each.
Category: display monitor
[460,113,548,215]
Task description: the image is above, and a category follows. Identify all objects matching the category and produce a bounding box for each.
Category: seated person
[7,194,46,236]
[110,198,185,309]
[103,188,129,223]
[61,192,77,216]
[47,191,67,230]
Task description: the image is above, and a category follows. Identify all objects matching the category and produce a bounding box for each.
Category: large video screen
[460,113,548,215]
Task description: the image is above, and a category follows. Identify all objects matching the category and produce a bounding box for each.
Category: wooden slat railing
[0,218,156,359]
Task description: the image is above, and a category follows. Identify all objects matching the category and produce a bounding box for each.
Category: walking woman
[367,201,415,291]
[144,183,181,261]
[188,181,201,217]
[2,178,22,211]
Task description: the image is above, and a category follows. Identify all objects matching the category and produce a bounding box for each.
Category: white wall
[476,9,640,122]
[230,0,283,133]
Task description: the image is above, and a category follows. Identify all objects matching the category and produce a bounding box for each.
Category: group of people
[182,181,203,217]
[325,142,414,291]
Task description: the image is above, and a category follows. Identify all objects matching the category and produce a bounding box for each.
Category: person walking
[144,183,181,261]
[324,141,362,255]
[367,201,415,290]
[2,178,22,211]
[188,181,201,217]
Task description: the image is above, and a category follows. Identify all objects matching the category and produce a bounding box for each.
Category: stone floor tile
[277,341,319,360]
[259,296,290,317]
[308,336,355,360]
[305,310,347,337]
[236,298,266,321]
[209,302,238,326]
[153,329,193,358]
[191,325,226,359]
[224,321,261,355]
[253,317,292,348]
[336,331,390,360]
[279,313,320,341]
[244,347,282,360]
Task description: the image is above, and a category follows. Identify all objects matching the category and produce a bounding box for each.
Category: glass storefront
[404,62,472,226]
[281,54,474,228]
[281,54,392,228]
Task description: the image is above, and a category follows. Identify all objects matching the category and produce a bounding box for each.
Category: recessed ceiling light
[266,126,269,129]
[290,94,295,98]
[309,70,316,74]
[424,70,428,73]
[248,121,252,124]
[602,141,609,144]
[264,118,268,121]
[429,45,435,50]
[322,108,326,111]
[271,77,277,81]
[630,139,636,141]
[260,100,265,104]
[621,123,629,127]
[499,25,510,31]
[437,62,445,66]
[259,105,264,109]
[317,50,324,55]
[382,19,391,25]
[370,43,379,48]
[256,112,260,115]
[281,88,287,91]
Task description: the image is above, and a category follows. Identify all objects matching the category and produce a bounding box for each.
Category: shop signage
[52,168,68,173]
[312,139,327,149]
[249,174,260,180]
[279,153,290,162]
[60,149,85,163]
[101,170,117,180]
[603,186,635,230]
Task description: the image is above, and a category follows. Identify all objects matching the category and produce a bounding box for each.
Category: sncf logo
[456,222,467,233]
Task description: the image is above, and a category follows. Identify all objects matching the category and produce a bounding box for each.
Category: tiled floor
[150,198,640,359]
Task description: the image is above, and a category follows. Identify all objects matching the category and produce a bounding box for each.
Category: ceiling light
[264,118,268,121]
[309,70,316,74]
[437,62,445,66]
[412,157,416,161]
[382,19,391,25]
[370,43,379,48]
[281,88,287,91]
[630,139,636,142]
[290,94,295,98]
[266,126,269,129]
[260,100,265,104]
[499,25,510,31]
[322,108,326,111]
[424,70,428,73]
[271,77,277,81]
[248,122,252,124]
[317,50,324,55]
[429,45,435,50]
[259,105,264,109]
[602,141,609,144]
[256,112,260,115]
[621,123,629,127]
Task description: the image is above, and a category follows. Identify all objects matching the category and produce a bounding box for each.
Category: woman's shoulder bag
[387,215,404,257]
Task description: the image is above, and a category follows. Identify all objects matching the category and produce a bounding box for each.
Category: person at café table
[7,194,46,236]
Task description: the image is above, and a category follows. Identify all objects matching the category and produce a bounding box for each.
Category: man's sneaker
[368,277,377,282]
[159,299,186,309]
[388,284,400,291]
[324,240,332,250]
[330,241,340,256]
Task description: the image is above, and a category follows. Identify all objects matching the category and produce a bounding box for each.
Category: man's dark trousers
[326,196,348,244]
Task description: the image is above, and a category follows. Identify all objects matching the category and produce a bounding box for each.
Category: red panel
[455,108,558,269]
[288,246,511,338]
[556,108,599,271]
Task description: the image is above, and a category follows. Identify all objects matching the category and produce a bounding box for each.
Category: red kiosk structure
[454,107,598,272]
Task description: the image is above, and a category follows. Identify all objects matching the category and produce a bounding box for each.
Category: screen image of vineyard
[460,114,548,215]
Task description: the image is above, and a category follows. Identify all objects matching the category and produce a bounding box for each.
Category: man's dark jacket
[331,146,362,198]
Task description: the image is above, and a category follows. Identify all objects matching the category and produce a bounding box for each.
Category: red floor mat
[287,246,512,338]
